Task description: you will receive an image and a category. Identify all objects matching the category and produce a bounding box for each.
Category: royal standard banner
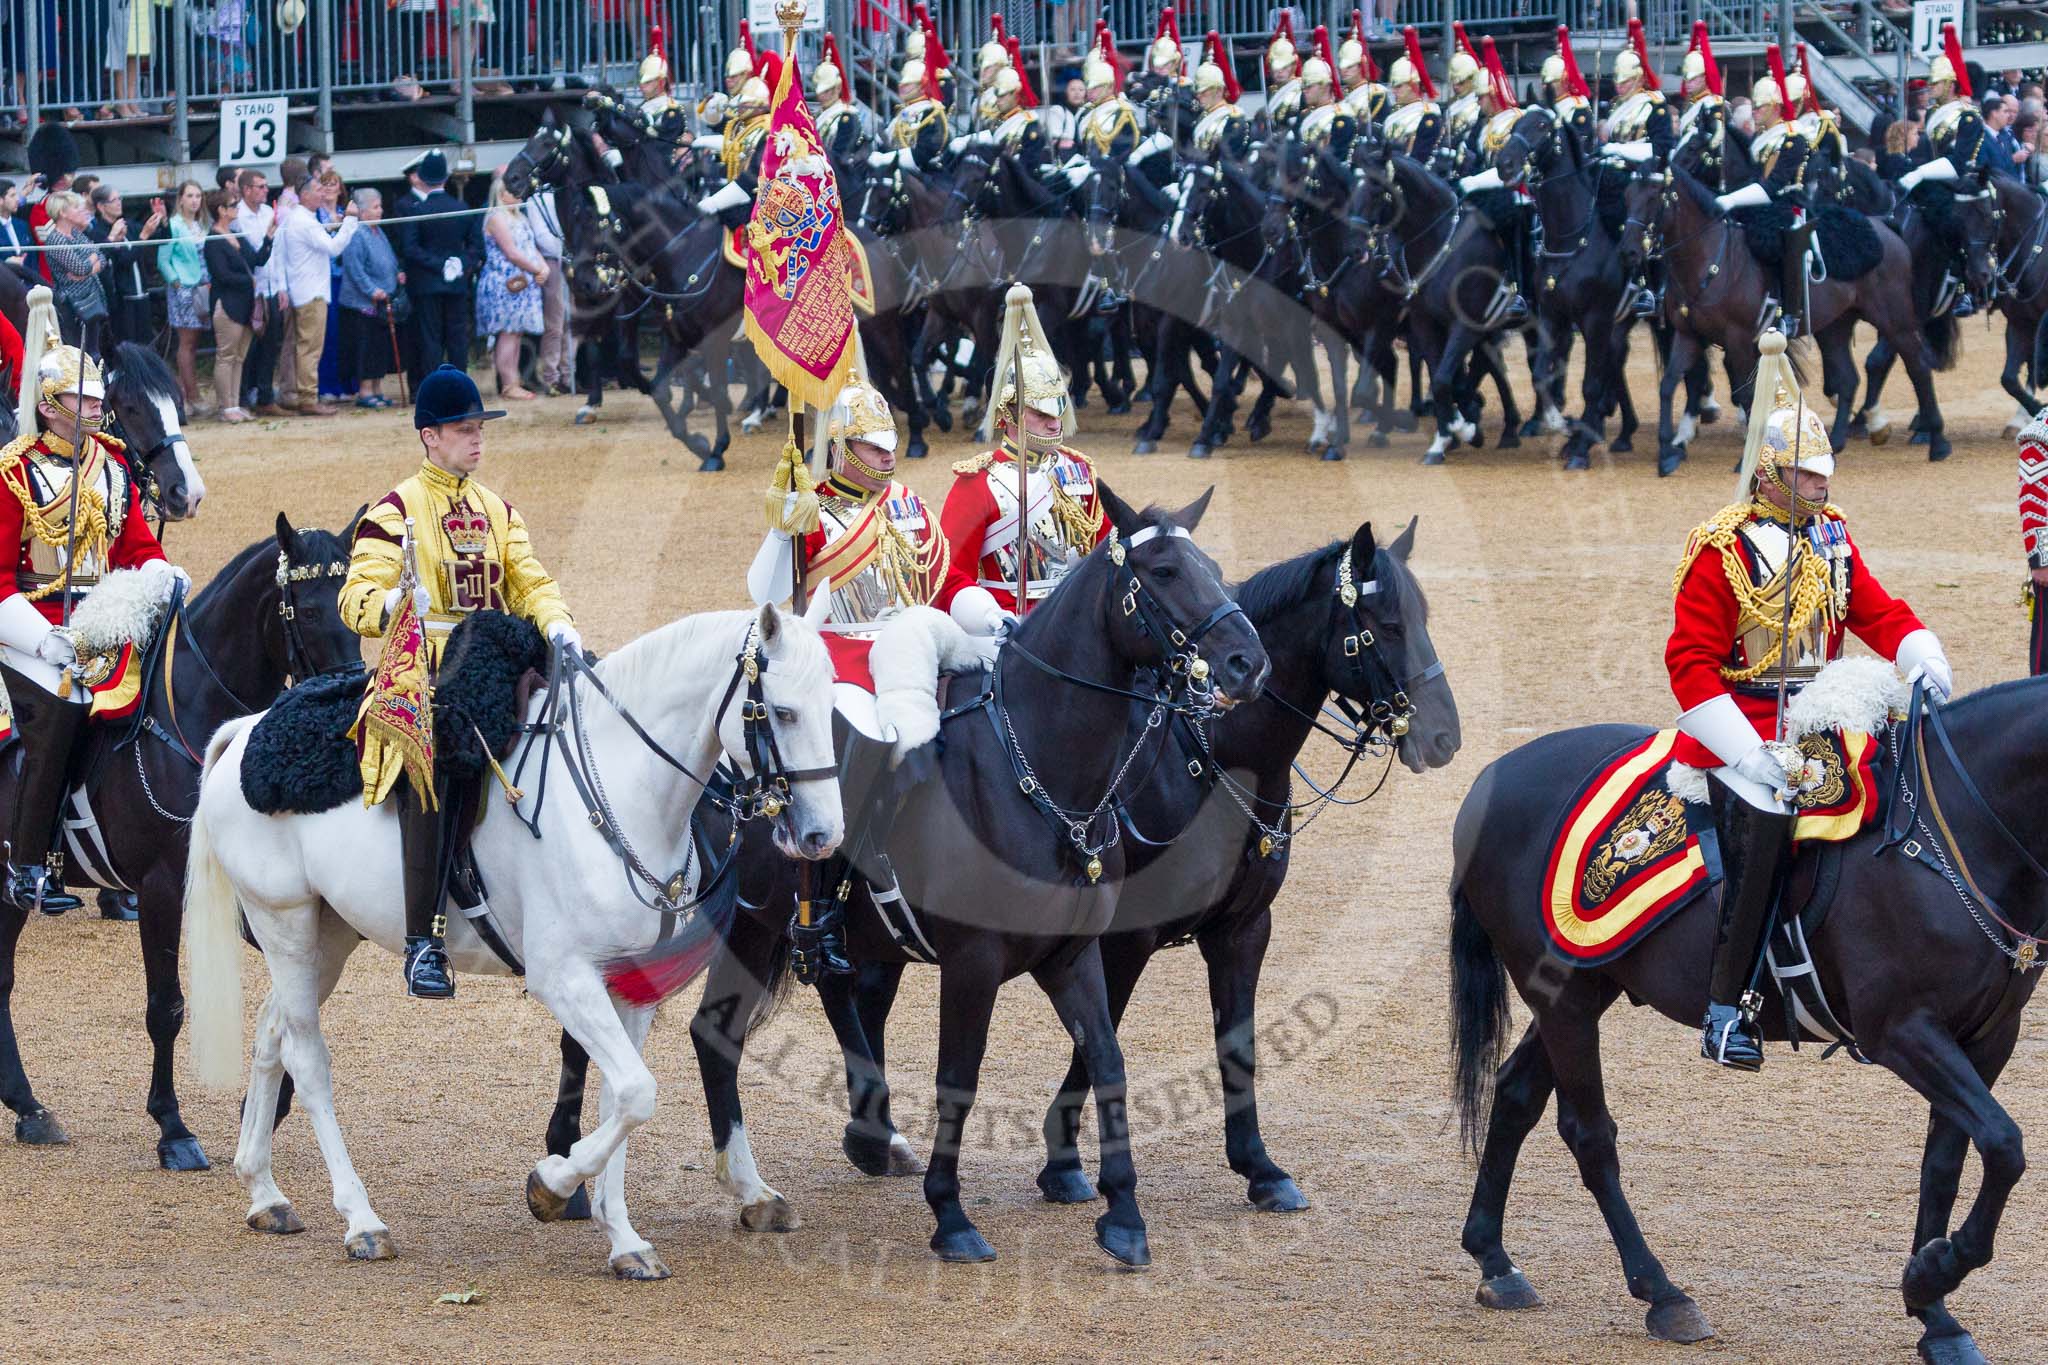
[741,47,859,412]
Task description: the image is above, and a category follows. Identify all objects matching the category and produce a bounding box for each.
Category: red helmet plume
[1003,34,1038,108]
[820,31,843,77]
[1402,24,1436,100]
[1796,42,1821,115]
[1352,10,1379,81]
[1156,5,1181,48]
[1098,25,1126,91]
[1482,35,1516,111]
[1453,20,1477,63]
[756,49,781,89]
[1311,23,1336,76]
[914,4,949,73]
[1557,25,1590,101]
[738,19,755,62]
[1941,23,1972,98]
[1628,18,1659,91]
[1690,21,1722,97]
[1204,29,1242,103]
[1765,43,1791,114]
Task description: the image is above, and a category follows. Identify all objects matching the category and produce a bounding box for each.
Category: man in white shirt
[273,173,361,416]
[232,169,287,414]
[523,189,571,396]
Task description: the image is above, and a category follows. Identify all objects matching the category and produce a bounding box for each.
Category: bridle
[1185,545,1442,861]
[510,622,835,915]
[958,522,1251,882]
[272,551,359,684]
[507,125,570,198]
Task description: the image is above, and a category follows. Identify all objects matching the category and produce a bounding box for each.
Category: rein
[508,624,831,915]
[1884,687,2047,975]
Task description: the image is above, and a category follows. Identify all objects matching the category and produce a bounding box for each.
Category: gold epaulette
[93,431,126,454]
[952,451,997,476]
[0,431,35,472]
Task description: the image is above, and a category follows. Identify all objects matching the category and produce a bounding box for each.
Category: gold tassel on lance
[765,434,820,537]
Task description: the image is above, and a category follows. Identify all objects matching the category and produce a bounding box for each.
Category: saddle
[240,610,548,816]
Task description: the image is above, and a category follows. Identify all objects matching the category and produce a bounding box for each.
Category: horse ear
[1350,521,1377,569]
[801,580,832,629]
[757,601,782,652]
[1391,515,1418,562]
[1096,480,1142,539]
[1171,486,1215,533]
[541,105,557,128]
[275,511,296,552]
[346,502,369,538]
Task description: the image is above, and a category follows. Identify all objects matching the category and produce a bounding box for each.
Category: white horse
[184,602,843,1279]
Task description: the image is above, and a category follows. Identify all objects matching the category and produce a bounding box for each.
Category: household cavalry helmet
[829,378,899,454]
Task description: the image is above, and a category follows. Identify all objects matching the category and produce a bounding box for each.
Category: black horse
[552,486,1271,1264]
[1352,139,1528,465]
[0,516,359,1167]
[1855,179,2002,445]
[1494,107,1647,471]
[1449,681,2048,1364]
[0,342,205,527]
[1983,172,2048,424]
[503,116,655,433]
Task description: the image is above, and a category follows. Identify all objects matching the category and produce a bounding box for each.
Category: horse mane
[1233,541,1344,627]
[107,340,180,412]
[1667,165,1722,220]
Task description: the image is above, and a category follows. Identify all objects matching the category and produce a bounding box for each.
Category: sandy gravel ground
[1,335,2042,1364]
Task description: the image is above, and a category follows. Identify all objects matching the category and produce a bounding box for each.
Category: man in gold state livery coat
[340,364,581,999]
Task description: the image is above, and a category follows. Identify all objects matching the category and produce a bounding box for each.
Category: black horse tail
[1923,308,1959,373]
[1449,884,1511,1159]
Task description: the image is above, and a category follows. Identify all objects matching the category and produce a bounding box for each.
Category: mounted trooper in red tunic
[938,286,1108,632]
[750,376,996,980]
[1667,331,1951,1070]
[0,311,181,915]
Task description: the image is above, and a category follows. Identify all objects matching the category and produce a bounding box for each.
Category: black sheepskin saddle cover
[240,611,548,815]
[1733,202,1882,280]
[1901,181,1970,260]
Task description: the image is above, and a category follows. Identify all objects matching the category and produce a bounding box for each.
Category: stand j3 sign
[221,97,289,165]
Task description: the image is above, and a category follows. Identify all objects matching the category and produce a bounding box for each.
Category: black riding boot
[2,666,86,915]
[1780,223,1814,339]
[791,725,895,984]
[398,779,455,999]
[1701,777,1795,1071]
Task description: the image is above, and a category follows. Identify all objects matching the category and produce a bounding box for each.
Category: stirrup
[1951,290,1976,319]
[1700,999,1763,1072]
[1629,285,1659,319]
[403,935,456,999]
[789,904,853,986]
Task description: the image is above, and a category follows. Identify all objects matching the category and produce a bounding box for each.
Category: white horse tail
[184,718,253,1089]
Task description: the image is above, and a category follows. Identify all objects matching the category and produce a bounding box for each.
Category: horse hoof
[1394,411,1419,432]
[1564,453,1591,472]
[739,1194,800,1232]
[1909,430,1931,446]
[697,455,725,474]
[1700,401,1722,425]
[1131,438,1158,455]
[931,1226,998,1262]
[1918,1325,1989,1365]
[1519,416,1543,437]
[1320,446,1346,463]
[1476,1269,1544,1311]
[1928,439,1951,463]
[906,442,928,461]
[1645,1293,1714,1343]
[1904,1238,1966,1311]
[885,1134,925,1176]
[1610,435,1634,454]
[1248,1176,1308,1212]
[157,1135,211,1172]
[345,1229,398,1262]
[526,1168,571,1223]
[247,1202,305,1235]
[1107,402,1132,416]
[561,1183,592,1221]
[610,1249,671,1281]
[1421,450,1446,467]
[1847,417,1869,440]
[1498,431,1521,450]
[1870,423,1892,447]
[1036,1166,1097,1205]
[15,1108,68,1146]
[932,408,952,433]
[1095,1217,1151,1269]
[1187,444,1212,460]
[574,406,597,425]
[842,1127,894,1177]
